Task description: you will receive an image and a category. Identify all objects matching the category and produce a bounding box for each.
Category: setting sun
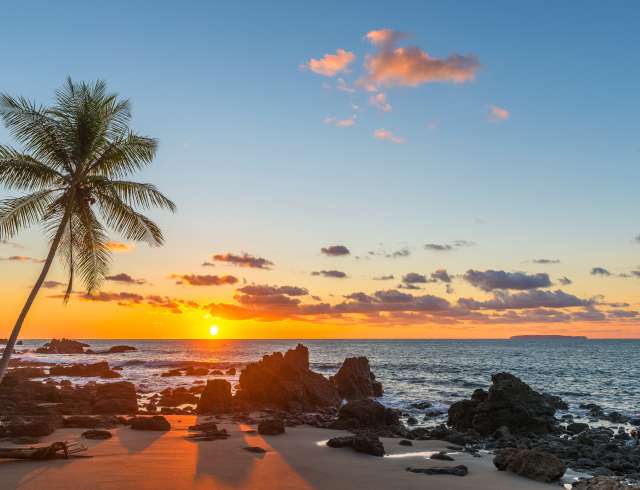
[209,325,219,337]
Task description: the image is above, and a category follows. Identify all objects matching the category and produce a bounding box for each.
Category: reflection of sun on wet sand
[0,416,552,490]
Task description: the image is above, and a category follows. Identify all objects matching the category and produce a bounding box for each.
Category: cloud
[386,247,410,258]
[369,92,392,112]
[42,280,64,289]
[373,274,395,280]
[81,291,145,305]
[106,273,146,285]
[402,272,428,284]
[211,252,274,270]
[324,116,356,127]
[532,259,560,264]
[464,269,552,291]
[424,241,475,252]
[489,105,509,122]
[0,255,44,264]
[336,78,356,93]
[0,240,23,249]
[311,270,348,278]
[591,267,612,277]
[106,241,134,253]
[374,129,405,144]
[363,28,479,88]
[431,269,452,283]
[321,245,351,257]
[458,289,593,310]
[170,274,239,286]
[237,284,308,296]
[306,48,356,77]
[558,276,573,285]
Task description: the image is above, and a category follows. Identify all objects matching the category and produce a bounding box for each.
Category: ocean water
[14,339,640,422]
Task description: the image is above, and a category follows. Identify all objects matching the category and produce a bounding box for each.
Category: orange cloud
[170,274,239,286]
[489,105,510,121]
[363,29,479,88]
[306,49,355,77]
[0,255,44,264]
[369,92,392,112]
[106,241,134,252]
[324,116,356,127]
[373,128,405,144]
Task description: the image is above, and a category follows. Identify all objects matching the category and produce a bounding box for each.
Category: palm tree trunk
[0,210,70,383]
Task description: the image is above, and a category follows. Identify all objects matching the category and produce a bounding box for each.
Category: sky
[0,1,639,339]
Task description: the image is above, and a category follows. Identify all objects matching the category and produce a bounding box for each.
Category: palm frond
[88,132,157,178]
[72,203,111,293]
[0,146,64,191]
[0,190,58,239]
[88,177,176,212]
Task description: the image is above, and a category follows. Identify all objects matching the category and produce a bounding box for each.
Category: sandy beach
[0,415,557,490]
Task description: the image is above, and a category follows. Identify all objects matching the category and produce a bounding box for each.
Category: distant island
[510,335,588,340]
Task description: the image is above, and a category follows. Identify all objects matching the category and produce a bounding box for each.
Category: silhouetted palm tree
[0,78,175,381]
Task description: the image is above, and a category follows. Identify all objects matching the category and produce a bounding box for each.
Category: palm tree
[0,78,176,382]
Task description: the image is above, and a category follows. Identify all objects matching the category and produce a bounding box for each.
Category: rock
[8,367,47,378]
[7,412,63,437]
[159,387,198,407]
[410,401,433,409]
[226,367,236,375]
[196,379,233,414]
[572,477,638,489]
[243,446,267,453]
[327,433,385,456]
[544,393,569,410]
[258,419,285,435]
[330,399,405,437]
[407,416,418,426]
[184,366,209,376]
[581,403,605,417]
[209,369,224,376]
[92,381,138,414]
[103,345,137,354]
[64,415,107,428]
[10,436,40,444]
[567,422,590,434]
[399,439,413,446]
[406,465,468,476]
[235,344,341,411]
[494,448,565,482]
[82,429,112,439]
[605,412,629,424]
[431,451,454,461]
[448,373,557,435]
[130,416,170,431]
[50,362,121,378]
[35,338,89,354]
[187,421,229,441]
[161,368,183,377]
[330,357,383,400]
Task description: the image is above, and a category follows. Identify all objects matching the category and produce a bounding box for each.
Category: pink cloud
[363,29,479,88]
[324,116,356,127]
[369,92,392,112]
[306,49,356,77]
[489,105,510,122]
[374,128,405,144]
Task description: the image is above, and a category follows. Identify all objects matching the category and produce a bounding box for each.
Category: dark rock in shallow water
[327,433,385,456]
[543,393,569,410]
[226,367,236,375]
[103,345,137,353]
[8,367,46,378]
[330,356,383,400]
[399,439,413,446]
[130,416,170,431]
[196,379,232,414]
[406,416,418,426]
[406,465,468,476]
[430,451,454,461]
[6,412,62,437]
[159,387,198,407]
[35,338,89,354]
[82,429,112,439]
[494,448,565,482]
[243,446,267,453]
[571,476,635,489]
[258,419,285,435]
[50,361,121,378]
[448,372,557,435]
[235,344,341,411]
[567,422,590,434]
[329,399,405,437]
[581,403,605,417]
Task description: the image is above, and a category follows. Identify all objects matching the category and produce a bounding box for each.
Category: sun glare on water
[209,325,219,337]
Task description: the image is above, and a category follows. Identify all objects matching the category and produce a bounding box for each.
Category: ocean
[15,338,640,423]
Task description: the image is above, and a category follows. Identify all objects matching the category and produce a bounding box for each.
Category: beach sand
[0,416,556,490]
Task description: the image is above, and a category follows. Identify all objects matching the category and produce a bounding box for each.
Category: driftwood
[0,441,88,460]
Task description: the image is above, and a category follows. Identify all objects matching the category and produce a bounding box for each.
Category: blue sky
[1,1,639,338]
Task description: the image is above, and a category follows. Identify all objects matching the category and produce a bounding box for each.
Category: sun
[209,325,219,337]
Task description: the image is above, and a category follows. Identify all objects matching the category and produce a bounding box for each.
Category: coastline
[0,415,555,490]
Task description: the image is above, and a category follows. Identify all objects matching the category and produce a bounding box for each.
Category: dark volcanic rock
[7,412,63,437]
[406,465,468,476]
[399,439,413,446]
[327,433,385,456]
[494,448,565,482]
[159,387,199,407]
[330,357,383,400]
[567,422,590,434]
[244,446,267,453]
[258,419,285,435]
[235,344,341,411]
[130,416,170,431]
[50,362,121,378]
[431,451,454,461]
[330,399,405,437]
[82,429,112,439]
[103,345,137,354]
[8,367,47,378]
[35,338,89,354]
[448,373,557,435]
[571,477,638,489]
[92,381,138,414]
[196,379,233,414]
